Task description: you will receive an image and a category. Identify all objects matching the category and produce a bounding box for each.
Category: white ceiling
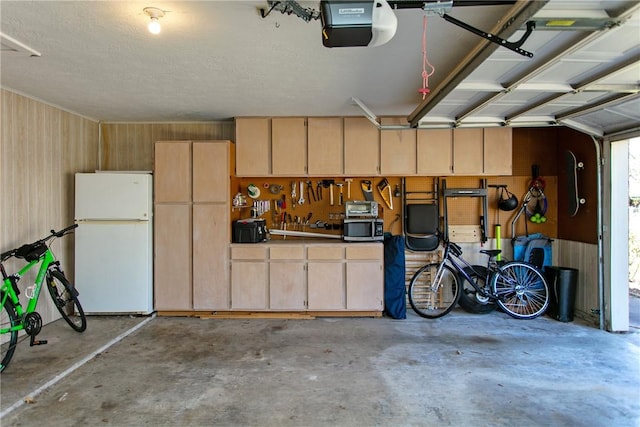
[1,1,639,138]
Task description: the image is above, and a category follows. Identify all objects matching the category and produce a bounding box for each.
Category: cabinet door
[380,117,416,175]
[270,262,306,310]
[344,117,380,176]
[193,204,229,310]
[346,262,383,310]
[193,142,229,203]
[154,204,191,310]
[307,262,345,310]
[155,142,191,203]
[235,118,270,176]
[417,129,453,175]
[272,117,307,176]
[307,117,343,176]
[483,128,512,175]
[231,262,268,310]
[453,128,483,175]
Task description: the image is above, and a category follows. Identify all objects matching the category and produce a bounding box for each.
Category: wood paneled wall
[100,122,234,171]
[1,89,99,324]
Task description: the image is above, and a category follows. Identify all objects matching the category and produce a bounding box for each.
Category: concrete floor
[1,310,639,427]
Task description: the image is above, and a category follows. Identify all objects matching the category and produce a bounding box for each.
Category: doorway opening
[629,138,640,329]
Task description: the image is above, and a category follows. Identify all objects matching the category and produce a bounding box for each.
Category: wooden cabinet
[154,141,191,203]
[193,204,229,310]
[271,117,307,176]
[154,204,192,310]
[269,246,306,310]
[483,128,512,175]
[453,128,484,175]
[307,117,343,176]
[230,246,268,310]
[345,245,383,310]
[380,117,416,175]
[193,142,229,203]
[344,117,380,176]
[417,129,453,175]
[154,140,231,312]
[235,118,270,176]
[229,242,383,312]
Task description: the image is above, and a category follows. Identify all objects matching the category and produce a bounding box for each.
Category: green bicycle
[1,225,86,373]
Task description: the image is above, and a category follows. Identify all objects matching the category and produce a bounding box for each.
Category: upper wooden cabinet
[380,117,417,175]
[483,127,512,175]
[344,117,380,176]
[154,141,191,202]
[453,128,484,175]
[271,117,307,176]
[235,117,270,176]
[307,117,343,176]
[417,129,453,175]
[193,142,230,203]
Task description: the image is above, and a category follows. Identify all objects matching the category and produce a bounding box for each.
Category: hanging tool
[291,181,297,210]
[377,178,393,210]
[316,181,323,201]
[345,178,353,200]
[298,181,305,205]
[306,180,316,203]
[360,180,374,201]
[323,179,335,206]
[336,183,344,205]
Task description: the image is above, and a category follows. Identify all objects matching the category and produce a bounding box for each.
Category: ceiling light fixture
[143,7,165,35]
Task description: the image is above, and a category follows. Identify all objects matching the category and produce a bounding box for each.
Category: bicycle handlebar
[0,224,78,262]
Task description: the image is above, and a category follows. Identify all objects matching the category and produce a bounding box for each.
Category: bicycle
[408,234,549,320]
[1,225,86,373]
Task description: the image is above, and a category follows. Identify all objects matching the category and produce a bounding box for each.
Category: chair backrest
[405,203,439,251]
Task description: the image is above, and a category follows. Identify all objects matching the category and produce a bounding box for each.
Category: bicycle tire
[458,265,496,314]
[1,295,19,373]
[491,261,549,319]
[47,270,87,332]
[408,263,460,319]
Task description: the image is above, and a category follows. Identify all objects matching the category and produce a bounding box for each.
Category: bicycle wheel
[491,261,549,319]
[47,270,87,332]
[458,265,496,314]
[1,296,19,373]
[408,263,460,319]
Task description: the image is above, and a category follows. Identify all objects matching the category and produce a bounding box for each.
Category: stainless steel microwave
[343,218,384,242]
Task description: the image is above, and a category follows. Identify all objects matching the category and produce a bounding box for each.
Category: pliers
[306,180,316,203]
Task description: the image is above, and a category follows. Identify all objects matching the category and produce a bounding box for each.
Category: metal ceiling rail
[420,1,640,128]
[505,54,640,123]
[556,92,640,122]
[406,0,548,128]
[454,28,622,124]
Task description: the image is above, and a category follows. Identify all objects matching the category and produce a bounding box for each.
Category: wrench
[291,181,297,210]
[298,181,305,205]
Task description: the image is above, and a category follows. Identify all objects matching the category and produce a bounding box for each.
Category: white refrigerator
[74,172,153,314]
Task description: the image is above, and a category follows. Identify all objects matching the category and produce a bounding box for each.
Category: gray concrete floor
[1,310,639,427]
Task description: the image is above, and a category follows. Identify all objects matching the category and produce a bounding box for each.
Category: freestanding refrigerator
[74,172,153,314]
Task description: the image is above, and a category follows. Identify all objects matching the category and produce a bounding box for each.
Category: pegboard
[231,177,404,239]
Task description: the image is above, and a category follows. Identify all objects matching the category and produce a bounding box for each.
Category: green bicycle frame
[1,249,56,332]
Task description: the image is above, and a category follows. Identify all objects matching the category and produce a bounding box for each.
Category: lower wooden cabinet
[229,242,383,312]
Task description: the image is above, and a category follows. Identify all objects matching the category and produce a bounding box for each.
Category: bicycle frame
[441,241,498,300]
[1,249,57,332]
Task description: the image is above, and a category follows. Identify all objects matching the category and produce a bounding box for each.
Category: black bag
[384,235,406,319]
[15,243,47,262]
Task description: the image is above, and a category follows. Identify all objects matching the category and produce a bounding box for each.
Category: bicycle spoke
[493,262,549,319]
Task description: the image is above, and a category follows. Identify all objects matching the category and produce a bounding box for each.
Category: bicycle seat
[480,249,502,258]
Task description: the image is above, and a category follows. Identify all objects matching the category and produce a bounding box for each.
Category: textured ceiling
[1,1,638,138]
[0,1,513,122]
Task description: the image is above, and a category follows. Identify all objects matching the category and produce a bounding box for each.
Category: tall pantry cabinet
[154,140,232,311]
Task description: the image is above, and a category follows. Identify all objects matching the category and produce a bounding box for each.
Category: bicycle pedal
[29,336,48,346]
